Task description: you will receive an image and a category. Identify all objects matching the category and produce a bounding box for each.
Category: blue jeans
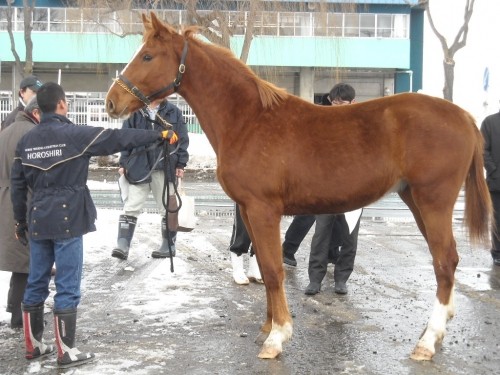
[23,237,83,310]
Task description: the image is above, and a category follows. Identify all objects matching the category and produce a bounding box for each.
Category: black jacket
[481,111,500,192]
[120,101,189,184]
[11,113,162,240]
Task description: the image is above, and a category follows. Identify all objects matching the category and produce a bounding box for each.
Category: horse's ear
[142,13,151,30]
[150,12,165,34]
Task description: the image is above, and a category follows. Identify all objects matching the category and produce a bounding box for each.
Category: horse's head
[106,12,187,119]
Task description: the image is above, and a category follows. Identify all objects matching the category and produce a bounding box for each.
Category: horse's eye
[143,54,153,62]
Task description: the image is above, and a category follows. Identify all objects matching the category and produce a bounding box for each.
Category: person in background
[10,82,177,368]
[282,215,316,266]
[305,83,363,296]
[112,97,189,260]
[480,107,500,267]
[0,97,40,329]
[282,215,340,267]
[1,75,43,131]
[228,204,263,284]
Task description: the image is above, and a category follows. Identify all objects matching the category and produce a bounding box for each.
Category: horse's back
[219,92,479,214]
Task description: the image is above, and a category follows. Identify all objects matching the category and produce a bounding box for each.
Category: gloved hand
[15,221,28,246]
[161,130,179,144]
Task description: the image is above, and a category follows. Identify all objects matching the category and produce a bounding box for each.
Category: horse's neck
[178,42,260,154]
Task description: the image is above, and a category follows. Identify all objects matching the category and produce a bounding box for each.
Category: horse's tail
[464,126,493,246]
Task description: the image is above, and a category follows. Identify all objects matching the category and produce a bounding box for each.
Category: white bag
[176,179,197,232]
[118,174,129,202]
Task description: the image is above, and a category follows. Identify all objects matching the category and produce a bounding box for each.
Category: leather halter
[114,40,188,107]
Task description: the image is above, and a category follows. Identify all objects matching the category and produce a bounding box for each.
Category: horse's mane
[181,26,289,109]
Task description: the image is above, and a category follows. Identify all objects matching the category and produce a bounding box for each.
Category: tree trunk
[442,58,455,101]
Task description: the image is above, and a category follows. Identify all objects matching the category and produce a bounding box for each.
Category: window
[65,8,82,32]
[0,7,410,39]
[33,8,48,31]
[393,14,408,38]
[360,14,375,37]
[295,12,312,36]
[377,14,392,37]
[49,9,65,32]
[278,12,295,36]
[328,13,344,37]
[228,11,245,36]
[344,13,359,37]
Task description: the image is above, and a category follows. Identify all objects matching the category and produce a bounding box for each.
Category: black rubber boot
[54,309,95,369]
[8,272,28,329]
[112,215,137,260]
[22,303,55,359]
[152,216,176,258]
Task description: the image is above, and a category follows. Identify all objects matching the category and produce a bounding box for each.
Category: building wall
[0,1,423,107]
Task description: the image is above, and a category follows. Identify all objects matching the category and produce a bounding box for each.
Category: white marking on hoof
[258,320,293,359]
[412,293,454,360]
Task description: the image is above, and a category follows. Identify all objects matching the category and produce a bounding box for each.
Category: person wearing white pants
[228,204,263,285]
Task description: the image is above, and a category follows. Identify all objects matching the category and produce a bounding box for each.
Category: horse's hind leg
[398,186,427,240]
[240,205,293,359]
[405,188,459,361]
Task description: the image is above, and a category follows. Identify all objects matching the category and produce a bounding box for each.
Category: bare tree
[73,0,292,64]
[420,0,475,101]
[5,0,36,81]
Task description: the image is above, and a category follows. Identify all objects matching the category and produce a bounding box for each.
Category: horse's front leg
[240,205,293,359]
[410,213,458,361]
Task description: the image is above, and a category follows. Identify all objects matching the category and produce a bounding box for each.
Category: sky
[422,0,500,122]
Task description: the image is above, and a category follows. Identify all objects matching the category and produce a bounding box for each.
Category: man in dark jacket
[480,109,500,266]
[304,83,363,296]
[10,82,176,368]
[1,75,42,131]
[0,97,40,329]
[112,97,189,260]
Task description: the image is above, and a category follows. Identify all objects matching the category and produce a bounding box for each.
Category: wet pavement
[1,180,499,375]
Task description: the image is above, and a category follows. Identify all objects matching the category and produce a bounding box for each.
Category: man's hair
[24,96,39,114]
[329,83,356,102]
[37,82,66,113]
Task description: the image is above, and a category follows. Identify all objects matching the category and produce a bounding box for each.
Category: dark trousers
[282,215,316,256]
[490,191,500,259]
[229,204,254,256]
[308,213,361,284]
[7,272,29,328]
[283,215,341,261]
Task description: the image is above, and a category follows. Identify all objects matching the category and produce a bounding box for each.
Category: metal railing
[0,91,203,133]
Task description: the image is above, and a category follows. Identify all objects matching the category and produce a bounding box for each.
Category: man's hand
[15,221,28,246]
[161,130,179,144]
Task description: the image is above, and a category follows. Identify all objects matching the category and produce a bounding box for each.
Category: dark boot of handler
[54,309,95,368]
[112,214,137,260]
[151,216,176,258]
[22,303,55,359]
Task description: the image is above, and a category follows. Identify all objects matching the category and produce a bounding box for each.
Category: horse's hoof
[248,276,264,284]
[410,346,434,361]
[258,346,281,359]
[255,331,270,345]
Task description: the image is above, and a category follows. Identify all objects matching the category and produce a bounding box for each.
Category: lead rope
[162,140,181,273]
[155,110,181,272]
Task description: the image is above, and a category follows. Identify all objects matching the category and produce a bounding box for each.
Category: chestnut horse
[105,13,492,361]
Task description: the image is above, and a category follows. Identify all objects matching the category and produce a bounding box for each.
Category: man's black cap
[20,75,43,92]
